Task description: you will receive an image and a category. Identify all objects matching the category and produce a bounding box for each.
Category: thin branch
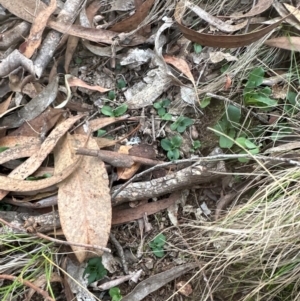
[35,232,111,253]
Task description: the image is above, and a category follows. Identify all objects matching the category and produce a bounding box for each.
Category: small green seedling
[83,257,107,285]
[149,233,166,258]
[214,104,241,148]
[108,91,116,101]
[101,104,128,117]
[153,98,172,120]
[235,137,260,163]
[191,140,201,152]
[161,135,182,160]
[284,91,300,116]
[170,116,194,133]
[117,79,126,89]
[243,67,277,108]
[74,57,82,65]
[109,287,122,301]
[200,96,211,109]
[193,43,202,54]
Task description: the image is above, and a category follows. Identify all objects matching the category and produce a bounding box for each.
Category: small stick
[110,233,129,274]
[35,232,111,253]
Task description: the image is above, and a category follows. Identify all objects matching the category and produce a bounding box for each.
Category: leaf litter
[0,0,300,300]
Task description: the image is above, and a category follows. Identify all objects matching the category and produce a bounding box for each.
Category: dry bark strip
[111,160,227,205]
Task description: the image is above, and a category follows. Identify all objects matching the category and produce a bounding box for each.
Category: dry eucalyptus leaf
[54,134,111,263]
[265,37,300,51]
[175,0,287,48]
[0,115,83,200]
[20,0,57,58]
[0,158,82,192]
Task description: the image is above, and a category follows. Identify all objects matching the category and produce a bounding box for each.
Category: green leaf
[287,91,297,105]
[244,139,257,149]
[192,140,201,149]
[162,113,172,120]
[153,102,162,109]
[228,128,236,139]
[97,129,106,137]
[161,139,172,151]
[153,248,165,258]
[249,147,259,155]
[161,99,171,108]
[181,117,194,127]
[109,287,122,301]
[245,92,277,107]
[214,119,229,136]
[157,108,166,117]
[260,86,271,96]
[176,125,186,133]
[200,96,211,108]
[193,43,202,54]
[235,137,247,148]
[170,122,178,131]
[83,257,107,285]
[113,104,128,117]
[247,67,264,87]
[108,91,116,100]
[0,147,9,153]
[167,149,180,160]
[117,79,126,89]
[153,233,166,246]
[219,135,234,148]
[221,64,229,73]
[101,106,114,117]
[226,105,241,123]
[171,135,182,148]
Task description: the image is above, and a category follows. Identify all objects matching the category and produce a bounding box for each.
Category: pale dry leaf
[163,55,195,85]
[264,37,300,51]
[20,0,57,58]
[67,75,110,93]
[117,145,140,180]
[0,143,40,165]
[284,3,300,22]
[209,51,238,64]
[0,93,13,116]
[0,136,41,147]
[273,1,300,31]
[0,157,82,192]
[54,134,111,263]
[0,115,82,200]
